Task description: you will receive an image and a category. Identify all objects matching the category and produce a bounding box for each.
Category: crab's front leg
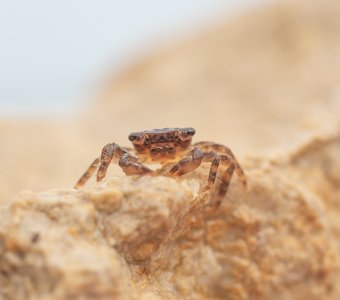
[119,153,154,176]
[97,143,154,179]
[74,143,152,189]
[168,147,203,176]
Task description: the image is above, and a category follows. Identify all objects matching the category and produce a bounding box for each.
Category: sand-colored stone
[1,0,340,299]
[1,134,339,299]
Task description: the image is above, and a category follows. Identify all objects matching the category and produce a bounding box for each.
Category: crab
[74,127,247,207]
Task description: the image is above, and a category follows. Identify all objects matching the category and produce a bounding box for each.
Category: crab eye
[128,133,136,141]
[179,127,196,141]
[185,127,195,136]
[128,132,143,143]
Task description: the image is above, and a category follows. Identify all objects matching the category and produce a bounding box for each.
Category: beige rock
[1,133,339,299]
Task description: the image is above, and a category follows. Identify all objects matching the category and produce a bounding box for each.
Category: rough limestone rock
[1,133,339,299]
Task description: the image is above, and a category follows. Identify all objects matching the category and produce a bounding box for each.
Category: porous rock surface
[1,133,339,300]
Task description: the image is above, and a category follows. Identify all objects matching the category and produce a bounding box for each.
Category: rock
[1,133,339,299]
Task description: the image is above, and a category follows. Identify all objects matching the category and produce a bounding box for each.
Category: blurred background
[0,0,268,117]
[1,0,340,201]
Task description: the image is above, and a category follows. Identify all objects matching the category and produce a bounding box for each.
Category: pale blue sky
[0,0,268,116]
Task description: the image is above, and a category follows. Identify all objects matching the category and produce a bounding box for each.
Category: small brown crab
[75,128,247,206]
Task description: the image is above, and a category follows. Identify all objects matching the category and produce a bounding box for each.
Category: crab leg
[74,158,100,189]
[212,158,235,208]
[119,153,153,176]
[200,151,221,192]
[168,147,203,176]
[74,143,134,189]
[193,141,247,188]
[199,152,235,207]
[97,143,122,181]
